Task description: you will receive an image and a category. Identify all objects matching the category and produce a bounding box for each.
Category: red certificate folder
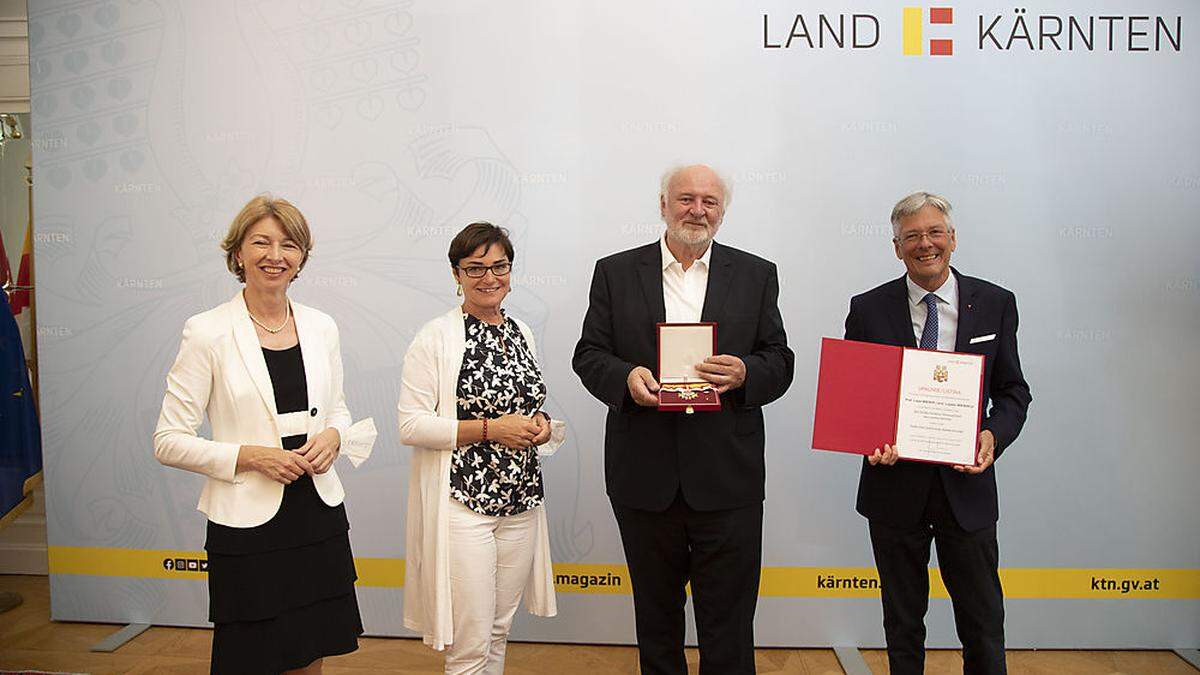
[812,338,984,466]
[657,322,721,413]
[812,338,901,456]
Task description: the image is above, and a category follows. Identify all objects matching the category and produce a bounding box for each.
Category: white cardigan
[397,306,563,650]
[153,291,353,527]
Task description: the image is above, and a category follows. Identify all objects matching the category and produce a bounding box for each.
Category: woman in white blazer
[398,222,565,674]
[154,195,362,675]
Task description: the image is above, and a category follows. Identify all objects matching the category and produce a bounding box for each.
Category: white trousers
[445,497,540,675]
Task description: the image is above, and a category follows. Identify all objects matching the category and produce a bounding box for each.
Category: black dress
[204,343,362,674]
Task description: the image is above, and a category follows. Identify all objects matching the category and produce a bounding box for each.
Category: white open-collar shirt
[661,235,712,323]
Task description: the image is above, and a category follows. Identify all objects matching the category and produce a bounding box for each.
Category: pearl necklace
[248,301,291,334]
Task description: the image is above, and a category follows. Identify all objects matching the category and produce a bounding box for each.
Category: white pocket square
[969,333,996,345]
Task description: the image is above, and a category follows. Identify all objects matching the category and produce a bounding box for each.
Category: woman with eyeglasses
[397,221,565,673]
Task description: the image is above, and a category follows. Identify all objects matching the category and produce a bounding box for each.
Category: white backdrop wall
[29,0,1200,647]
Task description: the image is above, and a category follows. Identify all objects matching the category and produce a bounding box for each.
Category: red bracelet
[482,418,488,441]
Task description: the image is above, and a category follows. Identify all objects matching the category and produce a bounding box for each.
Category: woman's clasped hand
[488,413,550,449]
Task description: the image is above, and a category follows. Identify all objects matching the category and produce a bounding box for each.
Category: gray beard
[666,225,713,247]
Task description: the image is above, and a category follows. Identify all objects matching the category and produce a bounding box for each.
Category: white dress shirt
[661,235,711,323]
[906,273,959,351]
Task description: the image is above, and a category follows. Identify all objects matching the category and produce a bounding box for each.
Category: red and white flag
[9,222,32,350]
[0,222,11,290]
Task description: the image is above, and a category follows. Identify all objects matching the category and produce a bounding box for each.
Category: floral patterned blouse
[450,313,546,516]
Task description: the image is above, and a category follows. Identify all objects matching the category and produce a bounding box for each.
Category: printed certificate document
[812,338,984,466]
[894,348,984,465]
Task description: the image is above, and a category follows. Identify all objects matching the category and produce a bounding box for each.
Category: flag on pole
[0,286,41,525]
[0,225,12,288]
[9,222,31,315]
[8,221,32,353]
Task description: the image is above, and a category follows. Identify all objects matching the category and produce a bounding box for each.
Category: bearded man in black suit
[573,164,794,675]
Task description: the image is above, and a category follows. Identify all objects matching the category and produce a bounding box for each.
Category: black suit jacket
[845,268,1032,532]
[573,241,794,512]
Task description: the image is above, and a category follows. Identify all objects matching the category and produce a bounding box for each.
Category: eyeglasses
[897,228,951,246]
[457,262,512,278]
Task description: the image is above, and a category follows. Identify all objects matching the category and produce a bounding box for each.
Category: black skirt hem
[211,590,363,674]
[207,530,358,623]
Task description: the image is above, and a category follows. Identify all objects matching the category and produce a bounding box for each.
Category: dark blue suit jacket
[844,268,1031,532]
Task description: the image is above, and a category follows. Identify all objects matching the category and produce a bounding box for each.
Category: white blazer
[153,291,353,528]
[397,307,564,650]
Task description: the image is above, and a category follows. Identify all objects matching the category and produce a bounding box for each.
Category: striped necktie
[919,293,939,350]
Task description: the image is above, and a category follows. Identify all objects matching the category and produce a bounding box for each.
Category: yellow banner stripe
[47,548,1200,599]
[902,7,923,55]
[997,568,1200,599]
[355,557,405,587]
[552,563,629,595]
[50,546,207,578]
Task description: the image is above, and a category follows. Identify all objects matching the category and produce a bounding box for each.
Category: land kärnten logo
[763,8,1182,54]
[904,6,954,56]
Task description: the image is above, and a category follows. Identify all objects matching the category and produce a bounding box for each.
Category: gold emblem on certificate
[933,365,949,383]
